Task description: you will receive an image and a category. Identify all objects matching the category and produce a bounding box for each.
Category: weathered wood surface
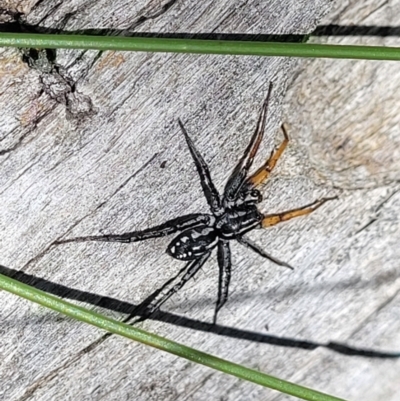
[1,1,399,400]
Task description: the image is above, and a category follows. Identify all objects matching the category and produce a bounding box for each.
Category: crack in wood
[18,152,160,273]
[354,188,400,235]
[132,0,178,30]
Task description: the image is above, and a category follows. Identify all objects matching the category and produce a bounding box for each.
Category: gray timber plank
[1,1,399,400]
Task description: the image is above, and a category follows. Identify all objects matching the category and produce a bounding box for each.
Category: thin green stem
[0,273,346,401]
[0,32,399,60]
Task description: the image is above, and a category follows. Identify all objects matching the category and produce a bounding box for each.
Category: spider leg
[178,119,222,216]
[130,261,191,323]
[214,240,231,324]
[55,213,211,245]
[245,123,289,189]
[140,252,211,319]
[224,82,273,201]
[236,235,293,270]
[261,196,338,228]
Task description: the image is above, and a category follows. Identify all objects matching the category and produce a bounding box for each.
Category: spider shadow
[1,264,399,359]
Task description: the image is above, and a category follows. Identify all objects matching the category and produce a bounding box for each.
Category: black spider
[56,83,335,323]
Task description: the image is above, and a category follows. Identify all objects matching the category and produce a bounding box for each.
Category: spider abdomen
[167,225,218,261]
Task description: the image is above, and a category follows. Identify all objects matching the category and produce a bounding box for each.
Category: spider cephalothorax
[56,83,335,323]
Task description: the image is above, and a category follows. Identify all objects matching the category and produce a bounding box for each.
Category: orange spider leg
[262,197,337,228]
[247,123,289,188]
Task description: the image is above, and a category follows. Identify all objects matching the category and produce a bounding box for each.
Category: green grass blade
[0,272,346,401]
[0,32,399,60]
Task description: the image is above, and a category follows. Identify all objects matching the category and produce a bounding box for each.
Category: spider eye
[250,189,262,202]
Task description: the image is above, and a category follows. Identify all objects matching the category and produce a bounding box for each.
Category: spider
[56,83,335,323]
